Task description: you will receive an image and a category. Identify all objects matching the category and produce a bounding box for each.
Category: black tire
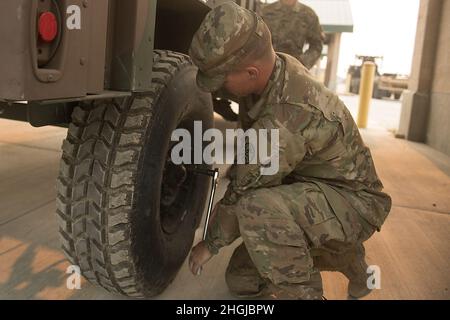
[57,50,214,297]
[394,93,401,100]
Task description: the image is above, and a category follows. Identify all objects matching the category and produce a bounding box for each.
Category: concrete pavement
[0,98,449,300]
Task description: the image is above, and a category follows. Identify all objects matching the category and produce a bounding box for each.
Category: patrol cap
[189,1,270,92]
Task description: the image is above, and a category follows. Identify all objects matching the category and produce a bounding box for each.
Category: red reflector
[38,12,58,43]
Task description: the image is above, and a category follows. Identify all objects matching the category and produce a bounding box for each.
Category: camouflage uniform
[261,1,324,69]
[189,2,391,300]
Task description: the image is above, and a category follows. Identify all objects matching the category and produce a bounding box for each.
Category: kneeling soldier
[188,2,391,300]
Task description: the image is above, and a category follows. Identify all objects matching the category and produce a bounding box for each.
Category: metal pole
[202,169,219,241]
[357,61,376,129]
[190,167,219,276]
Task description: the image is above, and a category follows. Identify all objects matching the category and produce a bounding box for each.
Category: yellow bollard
[357,61,376,128]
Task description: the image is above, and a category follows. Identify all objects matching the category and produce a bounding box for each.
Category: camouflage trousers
[225,182,376,300]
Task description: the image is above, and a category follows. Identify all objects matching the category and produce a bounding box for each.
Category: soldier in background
[208,0,261,13]
[208,1,324,121]
[208,0,324,69]
[188,2,391,300]
[261,0,324,69]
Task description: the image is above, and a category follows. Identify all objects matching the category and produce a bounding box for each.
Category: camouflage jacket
[205,53,391,254]
[261,1,323,69]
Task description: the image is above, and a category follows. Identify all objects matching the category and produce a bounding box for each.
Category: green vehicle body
[0,0,210,126]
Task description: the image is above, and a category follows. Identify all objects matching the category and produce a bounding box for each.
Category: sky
[264,0,421,78]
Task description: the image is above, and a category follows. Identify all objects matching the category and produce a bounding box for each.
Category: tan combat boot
[262,272,324,300]
[226,243,323,300]
[313,243,372,299]
[225,243,267,298]
[341,244,372,299]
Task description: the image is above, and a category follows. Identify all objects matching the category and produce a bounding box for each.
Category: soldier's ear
[246,67,259,80]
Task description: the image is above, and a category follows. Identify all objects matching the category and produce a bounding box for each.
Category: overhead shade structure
[302,0,354,91]
[303,0,354,33]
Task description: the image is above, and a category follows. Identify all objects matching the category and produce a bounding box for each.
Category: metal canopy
[302,0,354,33]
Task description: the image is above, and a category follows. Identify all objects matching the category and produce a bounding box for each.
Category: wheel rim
[160,157,193,236]
[159,117,202,236]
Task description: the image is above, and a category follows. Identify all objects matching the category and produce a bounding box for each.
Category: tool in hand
[189,167,219,276]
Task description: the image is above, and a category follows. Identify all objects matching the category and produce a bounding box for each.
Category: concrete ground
[0,97,449,300]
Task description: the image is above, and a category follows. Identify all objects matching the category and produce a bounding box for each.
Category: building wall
[398,0,450,156]
[426,0,450,155]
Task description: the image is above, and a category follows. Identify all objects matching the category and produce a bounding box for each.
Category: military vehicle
[347,55,408,100]
[377,73,409,100]
[0,0,217,298]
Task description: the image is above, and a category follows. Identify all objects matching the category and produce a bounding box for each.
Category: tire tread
[57,50,192,297]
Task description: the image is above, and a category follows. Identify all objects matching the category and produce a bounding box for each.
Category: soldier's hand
[189,241,213,276]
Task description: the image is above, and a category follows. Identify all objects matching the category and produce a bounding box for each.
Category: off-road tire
[57,50,213,298]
